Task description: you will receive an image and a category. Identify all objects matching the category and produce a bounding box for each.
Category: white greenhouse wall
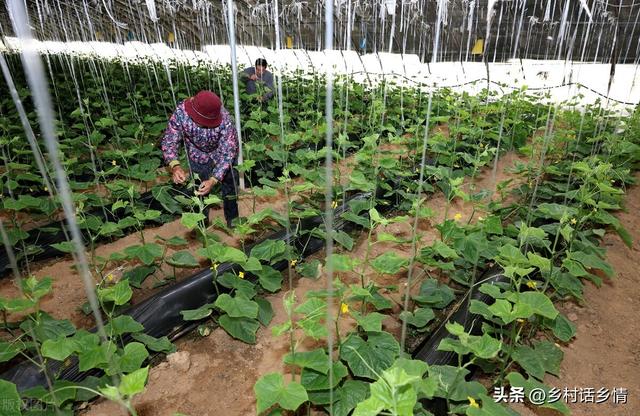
[2,37,639,111]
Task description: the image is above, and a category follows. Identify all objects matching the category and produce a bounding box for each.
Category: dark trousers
[188,160,239,227]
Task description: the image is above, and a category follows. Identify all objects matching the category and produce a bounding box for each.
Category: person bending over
[161,90,239,228]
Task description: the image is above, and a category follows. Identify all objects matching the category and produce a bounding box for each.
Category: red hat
[185,90,223,128]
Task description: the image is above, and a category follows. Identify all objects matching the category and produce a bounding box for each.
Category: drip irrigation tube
[0,190,378,391]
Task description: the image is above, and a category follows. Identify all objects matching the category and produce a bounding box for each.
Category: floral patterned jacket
[161,100,238,181]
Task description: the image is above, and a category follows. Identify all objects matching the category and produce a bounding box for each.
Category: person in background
[240,58,275,102]
[161,90,239,228]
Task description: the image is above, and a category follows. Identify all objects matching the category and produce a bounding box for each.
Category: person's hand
[249,74,258,81]
[195,178,217,196]
[172,165,188,184]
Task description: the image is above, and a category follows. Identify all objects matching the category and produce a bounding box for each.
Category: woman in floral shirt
[161,90,239,227]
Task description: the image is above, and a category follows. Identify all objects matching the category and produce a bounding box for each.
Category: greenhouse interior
[0,0,639,415]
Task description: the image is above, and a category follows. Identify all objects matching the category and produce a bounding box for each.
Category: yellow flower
[526,281,537,289]
[478,216,484,221]
[454,213,462,221]
[479,142,485,148]
[44,186,48,192]
[211,263,218,272]
[331,200,338,209]
[468,396,479,408]
[516,318,525,323]
[290,259,298,267]
[106,273,114,282]
[111,160,117,166]
[570,218,577,225]
[238,271,245,279]
[340,302,349,315]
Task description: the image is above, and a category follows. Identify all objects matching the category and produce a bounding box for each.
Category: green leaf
[297,259,321,279]
[534,340,563,376]
[353,366,421,416]
[284,348,330,374]
[152,185,181,213]
[255,297,274,326]
[0,380,21,416]
[431,241,460,259]
[24,312,75,342]
[301,361,348,391]
[441,323,502,360]
[454,232,488,263]
[478,284,507,299]
[254,373,308,414]
[507,291,558,320]
[333,230,354,250]
[218,315,260,344]
[116,342,149,374]
[118,366,149,397]
[123,265,156,288]
[570,251,614,278]
[488,299,533,324]
[214,294,259,318]
[330,380,371,416]
[98,279,133,306]
[413,279,455,309]
[527,252,551,273]
[256,265,283,293]
[41,336,79,361]
[78,342,117,372]
[340,332,400,379]
[535,203,578,221]
[370,252,408,275]
[496,244,528,265]
[0,341,24,362]
[51,241,76,253]
[124,243,164,265]
[428,365,487,401]
[217,273,257,299]
[547,313,576,342]
[131,333,176,353]
[505,372,569,414]
[21,276,52,300]
[181,303,215,321]
[99,221,121,236]
[198,241,247,264]
[253,185,278,198]
[181,212,206,229]
[512,345,546,380]
[483,216,504,235]
[162,236,189,247]
[243,257,263,272]
[105,315,144,336]
[73,376,106,402]
[341,211,370,228]
[351,311,387,332]
[167,251,200,268]
[399,307,435,330]
[250,239,287,262]
[332,254,357,272]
